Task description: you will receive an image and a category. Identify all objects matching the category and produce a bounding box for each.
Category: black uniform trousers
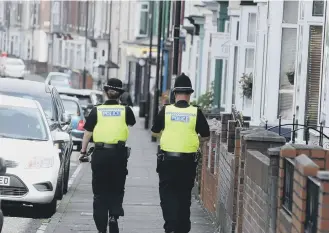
[91,147,128,232]
[157,157,197,233]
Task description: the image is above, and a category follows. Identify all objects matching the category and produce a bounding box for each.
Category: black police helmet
[173,73,194,94]
[103,78,125,94]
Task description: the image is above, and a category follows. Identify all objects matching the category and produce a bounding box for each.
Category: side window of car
[52,89,64,121]
[52,98,59,121]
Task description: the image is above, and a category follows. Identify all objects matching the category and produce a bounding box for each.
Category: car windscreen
[5,59,24,66]
[0,91,53,119]
[60,94,91,106]
[62,99,81,116]
[50,75,70,87]
[0,105,49,141]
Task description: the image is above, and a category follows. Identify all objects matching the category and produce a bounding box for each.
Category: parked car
[0,94,70,217]
[0,57,26,79]
[0,78,73,195]
[60,95,85,151]
[45,72,73,88]
[56,88,105,117]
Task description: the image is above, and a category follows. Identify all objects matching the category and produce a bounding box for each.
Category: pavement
[41,118,216,233]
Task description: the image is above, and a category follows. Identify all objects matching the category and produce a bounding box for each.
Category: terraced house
[191,1,329,233]
[182,0,329,143]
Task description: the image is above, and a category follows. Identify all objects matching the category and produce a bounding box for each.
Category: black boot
[109,216,119,233]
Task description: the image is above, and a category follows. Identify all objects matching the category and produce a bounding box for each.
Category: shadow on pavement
[2,205,48,219]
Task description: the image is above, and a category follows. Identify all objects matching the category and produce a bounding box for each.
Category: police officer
[79,78,136,233]
[151,73,210,233]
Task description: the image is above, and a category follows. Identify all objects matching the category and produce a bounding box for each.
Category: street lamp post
[151,1,163,142]
[83,0,89,89]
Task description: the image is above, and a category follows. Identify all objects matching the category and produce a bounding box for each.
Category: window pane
[245,48,255,69]
[141,3,148,10]
[221,60,228,105]
[279,28,297,90]
[247,13,256,43]
[232,47,238,105]
[312,0,324,17]
[283,0,299,24]
[139,12,148,35]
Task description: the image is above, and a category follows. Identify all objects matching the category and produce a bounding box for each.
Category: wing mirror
[62,113,72,125]
[0,158,7,175]
[53,131,70,143]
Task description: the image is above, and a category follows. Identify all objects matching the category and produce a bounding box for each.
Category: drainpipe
[106,0,113,81]
[172,1,181,77]
[151,0,163,141]
[83,1,89,89]
[116,0,122,78]
[178,0,185,75]
[144,0,154,130]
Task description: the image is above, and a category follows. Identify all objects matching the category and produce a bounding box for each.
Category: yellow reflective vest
[93,105,129,144]
[160,105,199,153]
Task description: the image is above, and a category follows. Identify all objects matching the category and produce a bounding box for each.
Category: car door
[52,89,72,160]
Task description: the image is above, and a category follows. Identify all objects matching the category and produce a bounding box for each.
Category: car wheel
[34,197,57,218]
[63,158,70,194]
[18,77,24,80]
[55,164,64,200]
[0,210,3,233]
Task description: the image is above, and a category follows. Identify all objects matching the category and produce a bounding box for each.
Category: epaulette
[192,104,200,108]
[164,103,171,106]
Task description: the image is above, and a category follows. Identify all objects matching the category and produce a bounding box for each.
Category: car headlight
[26,156,54,169]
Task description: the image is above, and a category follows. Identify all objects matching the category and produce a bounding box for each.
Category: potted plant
[286,70,295,85]
[239,73,253,99]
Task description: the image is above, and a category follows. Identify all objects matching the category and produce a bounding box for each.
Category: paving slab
[43,119,216,233]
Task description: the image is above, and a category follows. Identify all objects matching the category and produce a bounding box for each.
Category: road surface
[1,74,82,233]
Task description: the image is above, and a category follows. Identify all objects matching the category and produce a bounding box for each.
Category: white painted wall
[200,12,217,93]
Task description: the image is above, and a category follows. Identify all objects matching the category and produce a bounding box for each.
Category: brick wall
[217,143,236,233]
[198,112,329,233]
[317,171,329,233]
[276,145,328,233]
[243,150,270,233]
[216,114,240,233]
[236,129,286,233]
[199,117,221,218]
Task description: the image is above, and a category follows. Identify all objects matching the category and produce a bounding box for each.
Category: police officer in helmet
[79,78,136,233]
[151,73,210,233]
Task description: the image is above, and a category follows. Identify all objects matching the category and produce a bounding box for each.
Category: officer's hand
[79,151,89,163]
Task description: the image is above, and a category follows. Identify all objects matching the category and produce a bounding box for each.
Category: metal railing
[264,115,329,148]
[282,158,294,214]
[305,177,320,233]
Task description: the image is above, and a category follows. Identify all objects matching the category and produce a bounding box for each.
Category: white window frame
[221,59,228,107]
[137,2,149,37]
[277,23,298,123]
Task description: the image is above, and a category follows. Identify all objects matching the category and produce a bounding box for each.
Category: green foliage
[239,73,253,99]
[191,82,214,111]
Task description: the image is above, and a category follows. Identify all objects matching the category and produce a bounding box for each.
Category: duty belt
[163,151,196,161]
[94,142,125,149]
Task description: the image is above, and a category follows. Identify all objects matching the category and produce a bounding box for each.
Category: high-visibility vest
[160,105,199,153]
[93,105,128,144]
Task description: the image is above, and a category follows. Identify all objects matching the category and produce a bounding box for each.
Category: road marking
[35,162,84,233]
